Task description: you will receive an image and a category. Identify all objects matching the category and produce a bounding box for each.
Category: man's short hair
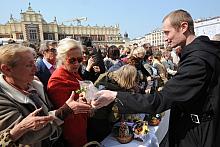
[39,40,57,53]
[46,40,57,47]
[163,9,195,34]
[39,42,48,53]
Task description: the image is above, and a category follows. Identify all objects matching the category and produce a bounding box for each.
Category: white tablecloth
[101,110,170,147]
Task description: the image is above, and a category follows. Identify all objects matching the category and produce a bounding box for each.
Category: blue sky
[1,0,220,39]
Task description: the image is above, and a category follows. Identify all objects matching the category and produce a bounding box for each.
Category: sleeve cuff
[55,103,73,121]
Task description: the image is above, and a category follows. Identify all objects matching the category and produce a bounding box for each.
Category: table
[101,110,170,147]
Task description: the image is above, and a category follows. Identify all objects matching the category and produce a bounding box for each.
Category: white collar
[0,74,45,107]
[43,58,53,69]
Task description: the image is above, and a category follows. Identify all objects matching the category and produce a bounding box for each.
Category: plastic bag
[78,80,99,102]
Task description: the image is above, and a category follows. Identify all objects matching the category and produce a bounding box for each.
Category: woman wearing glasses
[47,38,89,147]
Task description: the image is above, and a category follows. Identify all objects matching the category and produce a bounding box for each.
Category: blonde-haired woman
[47,38,89,147]
[87,64,137,142]
[130,46,146,59]
[97,64,137,90]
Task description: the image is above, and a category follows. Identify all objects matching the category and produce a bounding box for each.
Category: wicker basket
[83,141,101,147]
[116,135,133,144]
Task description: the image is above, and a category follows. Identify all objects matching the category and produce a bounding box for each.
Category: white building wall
[131,16,220,47]
[194,17,220,39]
[144,29,164,47]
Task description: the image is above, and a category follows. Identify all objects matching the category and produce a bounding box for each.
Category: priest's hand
[91,90,117,109]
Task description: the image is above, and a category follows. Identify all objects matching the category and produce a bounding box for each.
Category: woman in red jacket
[47,38,88,147]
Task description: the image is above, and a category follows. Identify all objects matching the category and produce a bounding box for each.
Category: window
[29,29,37,40]
[48,34,54,40]
[26,24,39,41]
[18,34,23,39]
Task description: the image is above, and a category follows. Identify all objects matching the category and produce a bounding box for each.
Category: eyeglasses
[46,48,57,53]
[68,57,83,64]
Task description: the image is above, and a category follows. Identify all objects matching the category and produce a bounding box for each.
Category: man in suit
[92,9,220,147]
[35,41,57,90]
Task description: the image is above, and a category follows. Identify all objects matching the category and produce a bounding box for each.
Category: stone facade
[0,3,124,46]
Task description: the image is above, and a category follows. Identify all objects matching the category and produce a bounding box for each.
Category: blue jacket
[35,59,51,90]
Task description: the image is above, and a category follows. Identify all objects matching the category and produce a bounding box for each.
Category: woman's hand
[18,108,54,131]
[10,108,54,141]
[86,57,95,71]
[66,91,91,114]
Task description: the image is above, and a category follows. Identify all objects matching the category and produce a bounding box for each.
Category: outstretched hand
[91,90,117,109]
[66,91,92,114]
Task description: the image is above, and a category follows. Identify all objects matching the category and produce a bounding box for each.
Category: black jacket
[116,36,220,147]
[80,49,105,82]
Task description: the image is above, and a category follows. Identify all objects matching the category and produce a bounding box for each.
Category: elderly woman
[0,44,91,147]
[47,38,89,147]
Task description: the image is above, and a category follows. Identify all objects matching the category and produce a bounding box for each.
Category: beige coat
[0,74,62,147]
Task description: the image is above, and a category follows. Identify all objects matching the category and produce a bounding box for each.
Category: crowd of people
[0,9,219,147]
